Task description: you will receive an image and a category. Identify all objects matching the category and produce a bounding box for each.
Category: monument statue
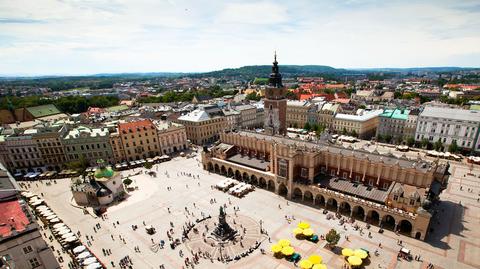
[211,206,237,241]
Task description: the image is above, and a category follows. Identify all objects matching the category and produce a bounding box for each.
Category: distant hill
[196,65,348,79]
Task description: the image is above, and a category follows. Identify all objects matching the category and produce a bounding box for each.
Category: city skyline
[1,0,480,76]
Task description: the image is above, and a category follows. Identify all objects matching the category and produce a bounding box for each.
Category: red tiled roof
[87,107,105,114]
[332,98,351,104]
[0,200,30,237]
[118,119,155,133]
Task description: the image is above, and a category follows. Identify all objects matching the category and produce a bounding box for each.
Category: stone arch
[259,177,267,188]
[227,168,233,177]
[304,191,314,204]
[235,170,241,180]
[278,183,288,197]
[415,231,421,239]
[207,162,213,172]
[214,163,220,173]
[221,165,226,175]
[326,197,338,211]
[339,201,352,216]
[352,205,365,220]
[292,188,303,200]
[251,175,258,186]
[367,210,380,224]
[242,172,249,182]
[315,194,325,207]
[381,214,397,230]
[398,219,413,234]
[267,180,276,192]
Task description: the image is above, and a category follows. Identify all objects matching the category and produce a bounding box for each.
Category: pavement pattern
[21,152,480,269]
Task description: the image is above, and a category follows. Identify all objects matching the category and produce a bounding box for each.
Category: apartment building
[176,107,226,145]
[118,119,161,161]
[156,121,188,154]
[286,100,312,128]
[333,110,383,139]
[415,106,480,152]
[0,164,60,269]
[63,126,113,165]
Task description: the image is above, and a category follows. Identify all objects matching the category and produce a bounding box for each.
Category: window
[409,199,415,206]
[23,245,33,254]
[278,159,288,178]
[301,168,308,178]
[393,195,398,201]
[29,257,41,268]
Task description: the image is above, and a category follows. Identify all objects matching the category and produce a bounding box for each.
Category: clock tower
[264,52,287,136]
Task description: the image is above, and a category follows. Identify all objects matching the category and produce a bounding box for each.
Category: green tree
[246,92,261,101]
[144,162,153,170]
[384,134,393,143]
[123,178,133,186]
[325,229,340,248]
[304,122,311,131]
[433,140,443,151]
[448,140,459,153]
[421,138,431,149]
[285,91,297,100]
[377,134,384,143]
[65,155,89,173]
[406,136,415,147]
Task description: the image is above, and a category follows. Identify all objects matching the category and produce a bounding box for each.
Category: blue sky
[0,0,479,75]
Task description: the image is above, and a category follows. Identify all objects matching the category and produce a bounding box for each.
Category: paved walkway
[22,155,480,268]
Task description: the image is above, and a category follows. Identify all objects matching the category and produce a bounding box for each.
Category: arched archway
[415,232,421,239]
[367,210,380,224]
[227,168,233,177]
[278,184,288,197]
[339,201,351,216]
[214,164,220,173]
[235,170,241,180]
[304,191,314,204]
[327,198,338,211]
[242,172,249,182]
[293,188,303,200]
[315,194,325,207]
[352,206,365,220]
[251,175,258,186]
[382,215,396,230]
[207,162,213,172]
[267,180,275,192]
[398,219,412,235]
[221,166,226,175]
[259,177,267,188]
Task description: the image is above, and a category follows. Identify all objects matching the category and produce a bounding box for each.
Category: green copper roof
[380,109,409,120]
[26,104,61,118]
[94,167,114,178]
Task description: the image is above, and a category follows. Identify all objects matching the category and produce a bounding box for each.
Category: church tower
[264,52,287,136]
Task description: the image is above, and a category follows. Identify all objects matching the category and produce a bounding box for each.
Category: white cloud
[0,0,478,75]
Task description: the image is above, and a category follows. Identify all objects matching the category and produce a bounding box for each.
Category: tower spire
[268,51,282,88]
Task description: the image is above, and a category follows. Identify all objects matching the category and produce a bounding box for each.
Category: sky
[0,0,479,76]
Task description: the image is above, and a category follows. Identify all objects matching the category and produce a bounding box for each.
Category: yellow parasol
[293,227,304,235]
[298,221,310,229]
[312,264,327,269]
[303,228,314,237]
[354,249,368,259]
[308,254,322,264]
[281,246,295,256]
[342,248,354,257]
[299,259,313,269]
[271,244,282,253]
[278,239,290,247]
[348,255,362,266]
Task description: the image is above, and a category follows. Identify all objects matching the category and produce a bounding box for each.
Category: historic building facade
[202,131,449,240]
[118,119,161,161]
[264,53,287,136]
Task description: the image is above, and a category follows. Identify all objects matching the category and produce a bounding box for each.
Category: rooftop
[232,131,433,172]
[118,119,155,133]
[0,199,30,237]
[227,154,270,171]
[316,176,391,204]
[26,104,61,118]
[335,110,383,122]
[420,106,480,122]
[380,109,410,120]
[178,109,211,122]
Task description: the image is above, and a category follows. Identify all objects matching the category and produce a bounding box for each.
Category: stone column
[363,215,368,222]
